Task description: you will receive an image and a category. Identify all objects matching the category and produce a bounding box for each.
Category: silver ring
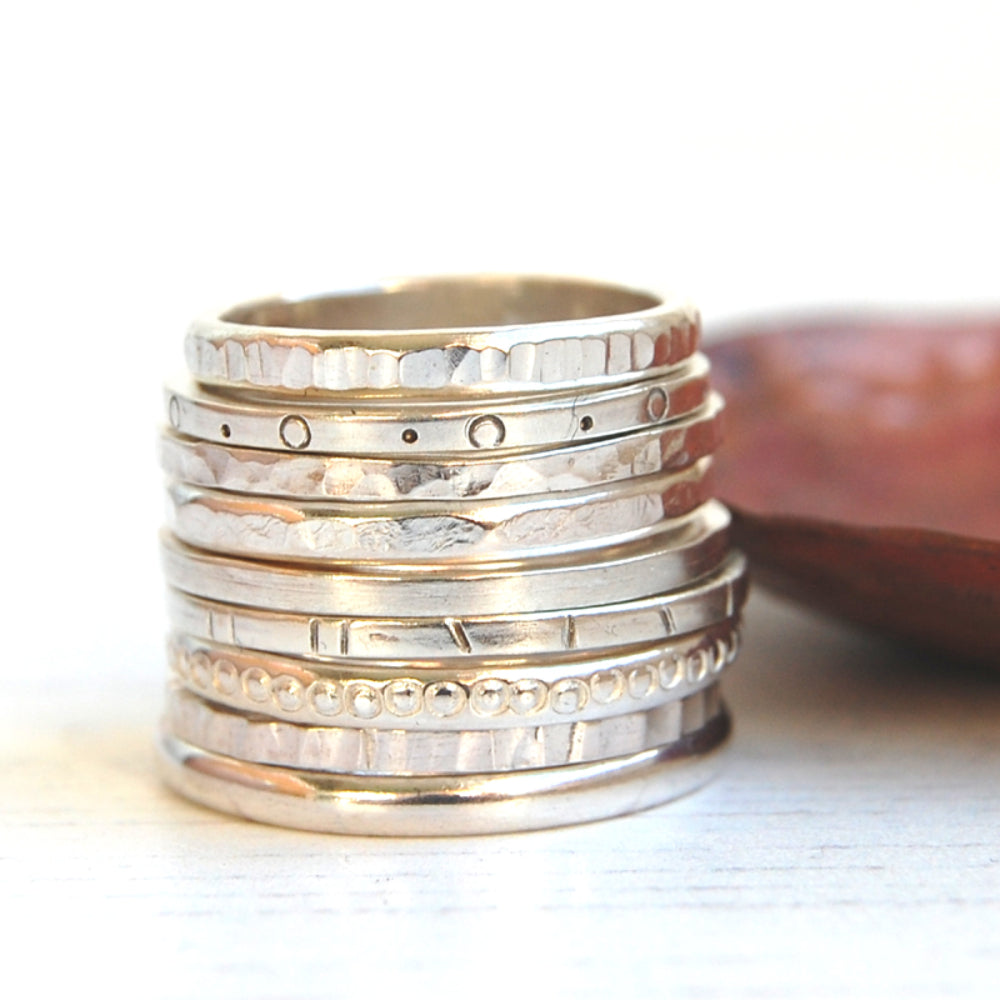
[165,550,747,661]
[163,682,723,775]
[164,359,710,457]
[167,619,739,729]
[159,393,724,503]
[164,459,713,564]
[160,500,731,617]
[158,274,741,835]
[185,275,699,396]
[157,710,730,835]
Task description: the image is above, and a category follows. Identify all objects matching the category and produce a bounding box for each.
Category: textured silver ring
[164,459,713,564]
[165,549,747,661]
[159,393,724,503]
[167,619,740,729]
[185,275,699,396]
[160,500,731,617]
[163,682,723,775]
[158,274,741,836]
[165,359,710,457]
[157,710,730,836]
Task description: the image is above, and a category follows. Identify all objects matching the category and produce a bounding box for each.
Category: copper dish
[706,313,1000,663]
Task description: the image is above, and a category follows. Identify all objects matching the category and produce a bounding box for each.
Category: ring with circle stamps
[167,620,740,730]
[158,393,724,503]
[163,358,711,457]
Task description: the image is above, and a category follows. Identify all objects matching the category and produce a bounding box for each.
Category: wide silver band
[165,549,747,660]
[167,619,739,729]
[163,682,723,775]
[164,458,713,564]
[185,275,700,396]
[157,709,729,835]
[158,392,724,503]
[160,499,731,617]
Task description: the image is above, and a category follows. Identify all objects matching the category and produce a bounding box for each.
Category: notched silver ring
[185,275,700,396]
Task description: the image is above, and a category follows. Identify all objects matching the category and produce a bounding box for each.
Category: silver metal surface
[158,274,741,835]
[157,707,730,835]
[185,275,700,396]
[162,683,722,775]
[164,459,713,563]
[166,620,739,729]
[160,500,731,617]
[158,393,724,502]
[165,359,710,456]
[165,549,747,660]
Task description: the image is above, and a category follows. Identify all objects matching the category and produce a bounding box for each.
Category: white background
[2,2,999,997]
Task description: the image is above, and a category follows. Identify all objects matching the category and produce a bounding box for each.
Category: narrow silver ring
[157,710,730,836]
[163,682,723,775]
[160,500,731,617]
[164,459,713,564]
[164,359,710,457]
[167,619,740,729]
[159,393,724,503]
[165,550,747,661]
[185,275,699,396]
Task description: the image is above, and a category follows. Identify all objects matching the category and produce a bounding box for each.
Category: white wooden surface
[5,591,999,999]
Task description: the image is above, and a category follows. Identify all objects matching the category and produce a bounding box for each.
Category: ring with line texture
[164,550,747,661]
[157,708,731,835]
[163,682,726,775]
[185,275,700,396]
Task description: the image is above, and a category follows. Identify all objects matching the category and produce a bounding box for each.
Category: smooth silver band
[160,500,731,617]
[165,549,747,661]
[157,709,730,836]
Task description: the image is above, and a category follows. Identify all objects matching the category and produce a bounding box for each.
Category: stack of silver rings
[157,275,747,835]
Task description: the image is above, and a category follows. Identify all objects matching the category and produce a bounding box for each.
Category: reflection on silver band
[165,550,747,660]
[163,682,722,775]
[160,500,731,617]
[164,459,713,563]
[157,710,730,836]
